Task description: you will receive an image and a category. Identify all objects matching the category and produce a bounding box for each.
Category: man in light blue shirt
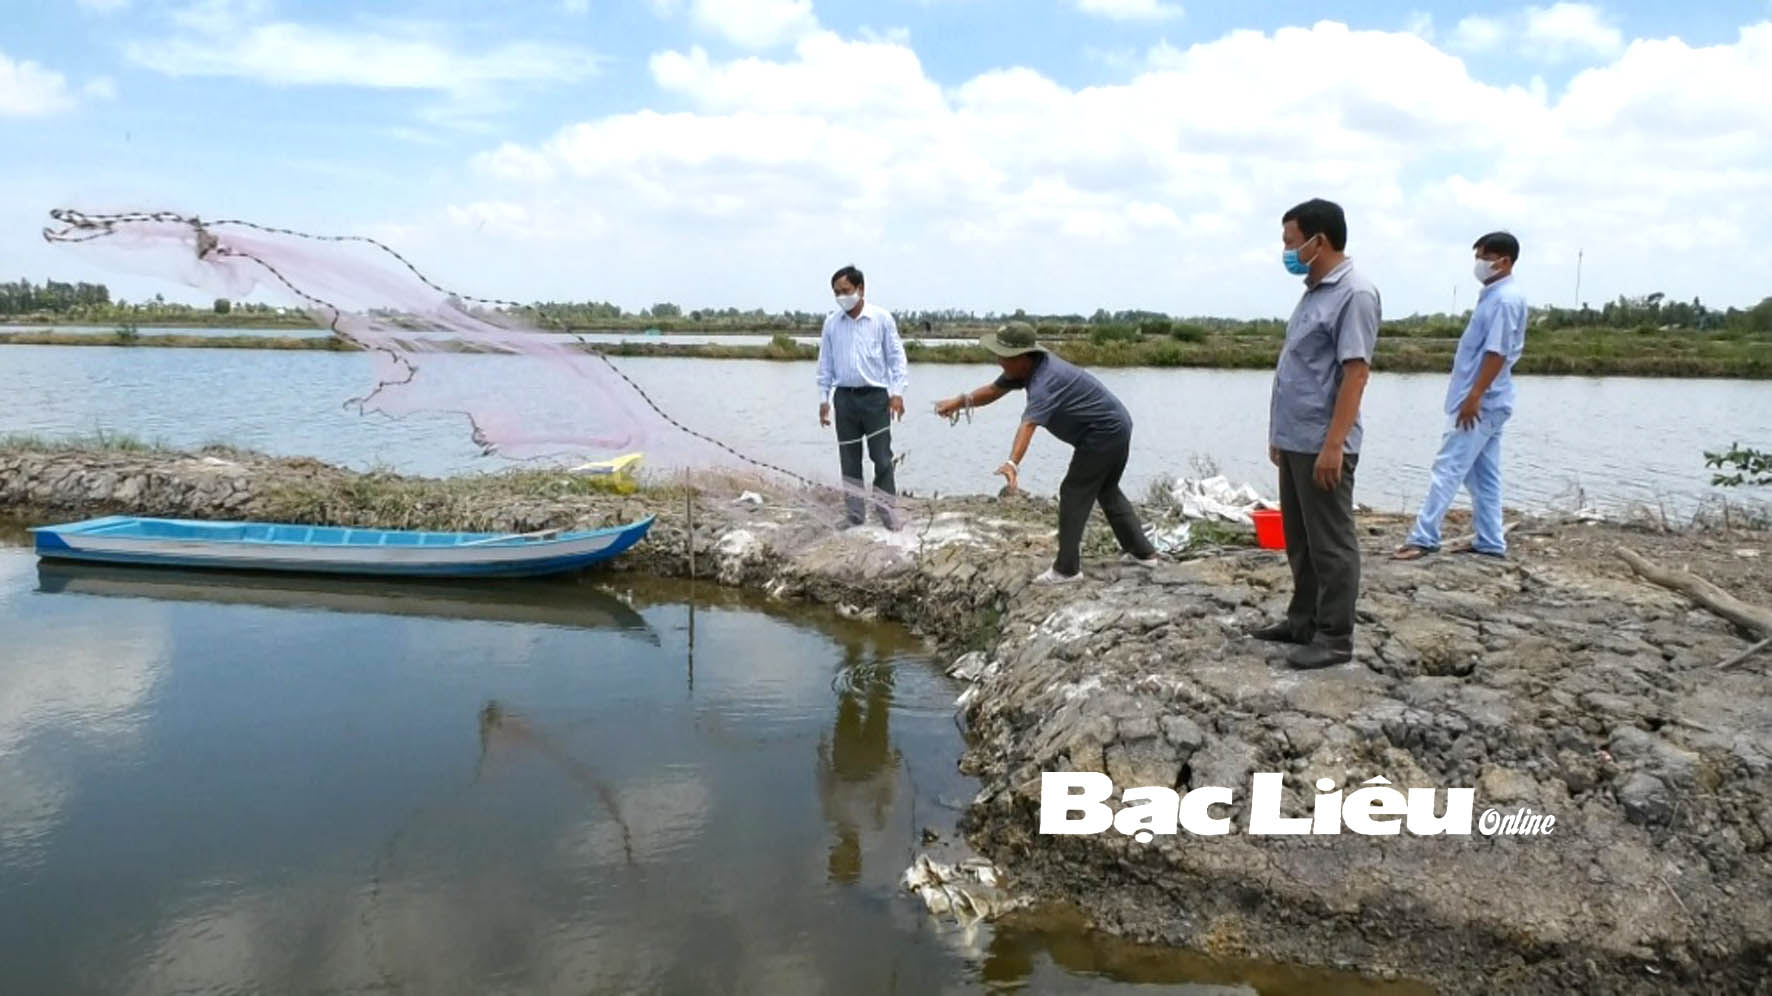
[1395,232,1528,560]
[817,264,908,528]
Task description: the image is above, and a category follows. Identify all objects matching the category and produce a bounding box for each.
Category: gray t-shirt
[994,353,1132,448]
[1268,260,1381,454]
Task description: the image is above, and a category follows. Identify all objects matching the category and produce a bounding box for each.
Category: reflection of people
[817,642,900,885]
[1246,198,1379,670]
[934,322,1159,585]
[816,264,907,529]
[1395,232,1528,561]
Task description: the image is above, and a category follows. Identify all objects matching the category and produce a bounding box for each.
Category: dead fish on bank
[900,853,1023,925]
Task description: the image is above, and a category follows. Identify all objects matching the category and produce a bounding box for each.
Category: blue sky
[3,0,1770,319]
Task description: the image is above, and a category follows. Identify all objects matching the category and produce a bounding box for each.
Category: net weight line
[42,208,933,504]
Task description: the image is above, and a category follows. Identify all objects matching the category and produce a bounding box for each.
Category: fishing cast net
[42,208,972,554]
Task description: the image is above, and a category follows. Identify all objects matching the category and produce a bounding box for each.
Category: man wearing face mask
[1246,198,1380,670]
[817,264,908,529]
[1394,232,1527,562]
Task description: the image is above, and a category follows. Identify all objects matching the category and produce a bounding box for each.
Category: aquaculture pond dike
[3,443,1770,995]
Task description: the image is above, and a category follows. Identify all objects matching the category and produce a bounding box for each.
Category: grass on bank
[4,324,1770,378]
[6,434,1768,534]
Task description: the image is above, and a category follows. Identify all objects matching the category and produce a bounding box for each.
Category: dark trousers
[1055,436,1155,576]
[1276,449,1361,650]
[833,386,896,525]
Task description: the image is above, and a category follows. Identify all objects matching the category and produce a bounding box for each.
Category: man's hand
[1455,394,1482,431]
[889,395,905,421]
[934,394,965,419]
[819,402,830,428]
[1269,445,1281,467]
[996,461,1019,491]
[1313,443,1344,490]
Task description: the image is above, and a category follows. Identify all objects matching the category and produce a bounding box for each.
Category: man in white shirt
[817,265,908,529]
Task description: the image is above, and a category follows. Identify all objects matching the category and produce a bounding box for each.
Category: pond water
[0,324,973,349]
[0,538,1429,994]
[2,343,1767,518]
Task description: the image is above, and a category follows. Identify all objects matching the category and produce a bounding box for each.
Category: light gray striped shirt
[816,302,908,400]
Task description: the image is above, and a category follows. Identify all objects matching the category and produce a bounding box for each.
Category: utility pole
[1575,249,1583,309]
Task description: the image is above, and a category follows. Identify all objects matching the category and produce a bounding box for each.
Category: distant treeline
[4,278,1770,338]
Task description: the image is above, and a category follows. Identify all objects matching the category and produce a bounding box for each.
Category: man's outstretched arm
[935,382,1009,416]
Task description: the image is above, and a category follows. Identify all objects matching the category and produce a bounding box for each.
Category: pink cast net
[42,208,935,543]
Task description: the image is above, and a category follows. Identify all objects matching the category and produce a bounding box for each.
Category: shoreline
[2,442,1770,994]
[2,328,1769,378]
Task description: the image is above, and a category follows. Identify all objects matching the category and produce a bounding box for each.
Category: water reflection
[34,560,661,641]
[0,552,167,871]
[478,700,637,865]
[819,641,902,885]
[0,550,1426,994]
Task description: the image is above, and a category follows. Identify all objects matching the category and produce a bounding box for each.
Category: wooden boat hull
[28,515,655,579]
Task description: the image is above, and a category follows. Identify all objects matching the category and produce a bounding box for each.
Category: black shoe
[1248,622,1309,645]
[1286,643,1354,669]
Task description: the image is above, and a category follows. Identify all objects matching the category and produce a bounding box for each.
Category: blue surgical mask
[1283,235,1317,276]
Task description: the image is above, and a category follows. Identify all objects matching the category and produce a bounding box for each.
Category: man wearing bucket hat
[934,321,1161,584]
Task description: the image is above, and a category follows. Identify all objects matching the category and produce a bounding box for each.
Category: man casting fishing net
[934,322,1161,584]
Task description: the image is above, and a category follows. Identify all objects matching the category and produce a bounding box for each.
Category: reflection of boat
[35,560,661,640]
[29,514,654,578]
[569,451,643,478]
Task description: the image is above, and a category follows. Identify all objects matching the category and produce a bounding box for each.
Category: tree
[214,298,231,315]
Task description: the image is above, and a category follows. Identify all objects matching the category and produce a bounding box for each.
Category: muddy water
[0,535,1428,994]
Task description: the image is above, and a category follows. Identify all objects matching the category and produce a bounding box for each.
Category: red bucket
[1251,508,1285,549]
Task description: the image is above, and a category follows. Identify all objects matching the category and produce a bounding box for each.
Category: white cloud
[1074,0,1184,21]
[0,52,78,117]
[406,19,1772,321]
[1404,11,1435,41]
[1452,15,1508,51]
[125,7,598,102]
[1523,2,1624,58]
[76,0,131,11]
[686,0,819,48]
[561,0,590,13]
[83,76,118,100]
[1454,3,1623,60]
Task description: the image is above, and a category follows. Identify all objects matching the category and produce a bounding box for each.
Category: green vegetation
[4,323,1768,377]
[1705,444,1772,488]
[252,466,644,530]
[0,330,352,350]
[0,430,170,452]
[5,277,1770,377]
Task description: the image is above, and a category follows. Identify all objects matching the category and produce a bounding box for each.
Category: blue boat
[28,514,656,579]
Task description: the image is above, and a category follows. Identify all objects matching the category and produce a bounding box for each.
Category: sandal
[1452,546,1506,558]
[1391,545,1434,561]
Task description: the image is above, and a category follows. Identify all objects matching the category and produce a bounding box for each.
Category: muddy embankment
[4,444,1771,995]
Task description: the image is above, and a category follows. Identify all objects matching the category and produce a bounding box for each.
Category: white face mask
[835,292,860,312]
[1474,258,1502,283]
